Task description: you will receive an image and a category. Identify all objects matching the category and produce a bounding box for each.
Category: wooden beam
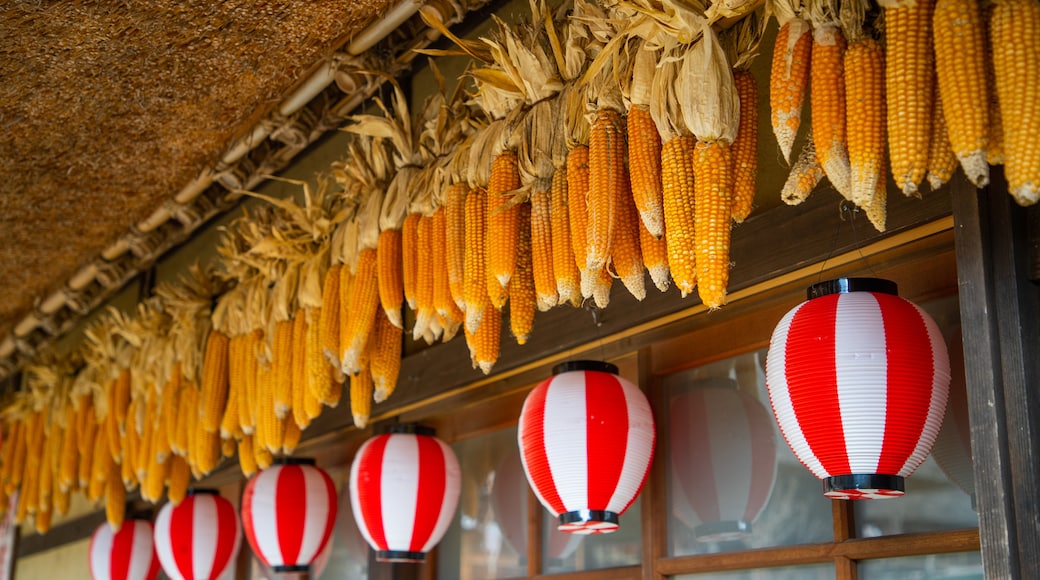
[952,170,1040,579]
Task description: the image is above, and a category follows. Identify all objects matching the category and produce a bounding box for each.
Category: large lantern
[765,278,951,499]
[154,489,241,580]
[669,380,777,541]
[349,425,461,563]
[518,360,656,534]
[89,519,160,580]
[241,458,337,573]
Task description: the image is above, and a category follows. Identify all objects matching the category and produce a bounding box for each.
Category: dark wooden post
[951,172,1040,579]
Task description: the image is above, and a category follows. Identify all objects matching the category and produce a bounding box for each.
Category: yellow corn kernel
[782,130,827,205]
[370,307,402,404]
[926,83,959,191]
[271,318,294,420]
[195,430,222,476]
[167,455,191,505]
[550,168,581,306]
[510,204,537,345]
[323,374,343,409]
[612,169,646,301]
[990,0,1040,205]
[628,104,665,239]
[465,303,501,375]
[341,247,379,375]
[884,0,934,195]
[731,70,759,222]
[105,461,125,531]
[529,190,558,311]
[302,307,326,427]
[58,406,78,492]
[377,228,405,328]
[662,135,698,297]
[432,207,461,333]
[319,264,342,366]
[845,37,887,210]
[414,214,439,343]
[87,426,108,503]
[641,216,670,293]
[933,0,990,187]
[142,447,169,503]
[239,331,263,435]
[290,311,309,429]
[221,435,236,458]
[811,24,852,199]
[350,356,374,429]
[464,187,489,334]
[694,140,733,309]
[282,417,302,455]
[487,150,521,295]
[238,435,258,478]
[337,265,354,374]
[587,109,626,274]
[199,330,230,433]
[770,18,813,163]
[402,213,421,311]
[253,438,273,470]
[445,183,469,311]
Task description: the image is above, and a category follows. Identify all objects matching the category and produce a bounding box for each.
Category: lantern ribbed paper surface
[241,458,337,572]
[670,383,777,541]
[518,360,656,534]
[154,489,241,580]
[89,519,160,580]
[765,278,951,499]
[350,425,461,563]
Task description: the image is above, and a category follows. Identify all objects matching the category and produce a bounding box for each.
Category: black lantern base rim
[376,550,426,563]
[694,520,753,542]
[386,423,436,437]
[272,564,311,573]
[824,474,905,500]
[558,509,620,534]
[271,456,316,466]
[553,360,619,376]
[808,278,898,300]
[186,487,218,496]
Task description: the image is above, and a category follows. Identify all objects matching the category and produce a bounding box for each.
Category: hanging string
[816,198,880,283]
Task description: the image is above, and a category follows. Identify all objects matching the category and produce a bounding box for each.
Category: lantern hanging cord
[816,200,880,282]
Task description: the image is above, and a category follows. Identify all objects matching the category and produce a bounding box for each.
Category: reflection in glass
[673,562,834,579]
[542,496,641,574]
[667,353,833,556]
[317,474,369,580]
[929,328,976,508]
[859,552,984,579]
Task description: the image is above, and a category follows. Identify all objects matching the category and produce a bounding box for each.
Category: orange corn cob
[990,0,1040,205]
[318,264,342,366]
[627,104,665,239]
[464,187,488,334]
[845,37,887,210]
[402,213,421,311]
[731,70,759,222]
[292,311,311,430]
[414,214,438,343]
[305,306,332,417]
[239,331,262,435]
[567,146,594,297]
[926,84,959,191]
[662,135,698,298]
[445,183,468,310]
[640,218,670,292]
[864,156,888,232]
[282,416,302,455]
[694,140,733,309]
[222,336,245,440]
[529,191,558,311]
[933,0,990,187]
[104,462,125,531]
[199,330,230,433]
[238,435,258,478]
[465,303,501,375]
[271,319,294,420]
[194,430,222,476]
[587,108,626,274]
[811,23,852,199]
[377,229,405,328]
[770,17,813,163]
[510,204,536,345]
[782,131,827,205]
[341,247,379,375]
[432,207,457,323]
[58,406,78,492]
[105,380,122,463]
[487,150,521,297]
[76,407,96,491]
[253,439,273,471]
[167,455,191,505]
[550,168,581,306]
[612,170,646,301]
[370,306,402,404]
[884,0,934,195]
[349,352,373,429]
[86,424,107,504]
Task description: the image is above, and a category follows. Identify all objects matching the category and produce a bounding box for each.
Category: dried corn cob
[510,204,536,345]
[239,331,263,435]
[464,187,489,334]
[771,17,813,163]
[432,207,461,330]
[487,151,521,298]
[253,437,273,470]
[402,213,421,312]
[341,247,379,375]
[926,84,959,191]
[105,461,125,531]
[292,311,310,429]
[199,330,230,433]
[2,419,24,492]
[377,229,405,328]
[990,0,1040,205]
[883,0,934,195]
[104,384,121,463]
[238,435,258,478]
[319,265,342,367]
[135,390,156,483]
[283,417,302,455]
[640,216,670,293]
[445,184,468,311]
[662,135,698,298]
[550,168,581,306]
[76,406,96,490]
[694,140,733,309]
[174,384,195,458]
[782,131,827,204]
[731,70,758,222]
[933,0,990,187]
[628,104,665,239]
[194,430,222,477]
[223,335,245,439]
[86,426,108,503]
[810,23,852,198]
[414,214,438,343]
[587,109,626,274]
[167,455,191,505]
[143,447,169,503]
[349,356,374,429]
[529,190,558,311]
[567,146,594,298]
[846,36,887,210]
[465,303,501,375]
[271,319,294,420]
[370,307,403,404]
[58,406,78,492]
[864,156,888,232]
[613,171,646,301]
[337,265,354,374]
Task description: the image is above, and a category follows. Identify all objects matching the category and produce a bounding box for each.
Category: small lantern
[518,360,656,534]
[349,425,461,563]
[669,381,777,541]
[241,458,337,573]
[89,519,160,580]
[154,489,241,580]
[765,278,951,499]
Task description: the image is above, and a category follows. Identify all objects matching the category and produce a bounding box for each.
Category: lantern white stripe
[381,433,420,551]
[126,523,156,580]
[835,293,887,473]
[900,308,951,476]
[190,497,216,579]
[607,378,654,514]
[543,372,589,514]
[766,303,828,478]
[90,526,115,579]
[297,467,333,564]
[249,466,284,565]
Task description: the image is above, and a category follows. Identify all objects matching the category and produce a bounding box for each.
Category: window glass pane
[673,562,834,579]
[854,296,978,536]
[438,427,527,580]
[666,351,833,556]
[859,552,984,579]
[541,496,639,573]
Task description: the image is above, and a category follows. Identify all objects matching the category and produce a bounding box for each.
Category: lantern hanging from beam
[669,380,777,541]
[154,489,241,580]
[241,458,337,573]
[765,278,951,499]
[350,425,461,563]
[89,519,160,580]
[518,360,656,534]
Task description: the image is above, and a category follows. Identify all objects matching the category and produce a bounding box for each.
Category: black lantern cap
[808,277,898,300]
[272,564,311,573]
[825,474,905,498]
[271,456,316,466]
[386,423,436,436]
[376,550,426,563]
[553,360,619,376]
[559,509,619,527]
[186,488,219,497]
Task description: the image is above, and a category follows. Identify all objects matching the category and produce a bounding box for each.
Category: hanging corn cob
[769,0,813,164]
[627,44,665,239]
[370,306,403,404]
[808,0,852,199]
[464,186,490,334]
[782,130,827,204]
[465,301,502,375]
[511,204,537,344]
[726,15,764,223]
[926,84,959,192]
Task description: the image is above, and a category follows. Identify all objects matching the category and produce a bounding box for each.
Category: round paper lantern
[154,489,242,580]
[491,449,582,561]
[89,519,160,580]
[669,380,777,541]
[518,360,656,534]
[349,425,461,563]
[241,457,337,573]
[765,278,951,499]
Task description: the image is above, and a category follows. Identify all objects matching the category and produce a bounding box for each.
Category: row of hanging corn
[775,0,1039,214]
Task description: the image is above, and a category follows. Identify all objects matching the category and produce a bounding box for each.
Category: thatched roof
[0,0,484,376]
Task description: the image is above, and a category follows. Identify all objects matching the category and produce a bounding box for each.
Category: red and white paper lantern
[89,519,160,580]
[350,425,461,563]
[765,278,951,499]
[518,360,656,534]
[669,381,777,541]
[241,458,337,573]
[154,489,242,580]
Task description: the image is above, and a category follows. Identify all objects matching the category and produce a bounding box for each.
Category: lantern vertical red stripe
[585,373,628,513]
[111,522,134,579]
[412,435,446,553]
[90,520,159,580]
[354,434,390,552]
[211,497,239,579]
[276,466,305,566]
[169,494,195,576]
[519,377,566,515]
